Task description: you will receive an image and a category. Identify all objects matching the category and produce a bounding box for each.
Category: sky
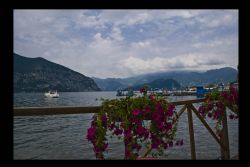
[14,10,238,79]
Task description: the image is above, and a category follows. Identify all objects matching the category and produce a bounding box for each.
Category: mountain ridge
[14,53,101,92]
[128,78,182,91]
[93,67,238,91]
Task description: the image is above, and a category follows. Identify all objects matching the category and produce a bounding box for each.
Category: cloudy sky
[14,10,238,79]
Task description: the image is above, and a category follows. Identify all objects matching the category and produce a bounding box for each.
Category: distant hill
[92,77,126,91]
[124,67,238,86]
[94,67,238,91]
[14,53,101,92]
[129,78,181,91]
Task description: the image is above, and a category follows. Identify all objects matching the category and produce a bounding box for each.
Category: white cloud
[110,27,124,41]
[131,41,151,48]
[122,53,226,76]
[98,10,153,27]
[14,10,238,78]
[194,10,237,28]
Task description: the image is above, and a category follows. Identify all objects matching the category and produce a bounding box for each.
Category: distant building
[217,82,225,91]
[196,86,208,98]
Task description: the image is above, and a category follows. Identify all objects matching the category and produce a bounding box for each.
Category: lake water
[14,92,238,159]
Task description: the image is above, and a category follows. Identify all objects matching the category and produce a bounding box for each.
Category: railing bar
[226,106,239,115]
[189,104,226,150]
[220,109,230,159]
[14,106,101,116]
[171,98,205,106]
[187,104,196,159]
[173,105,187,124]
[141,146,153,158]
[14,99,206,117]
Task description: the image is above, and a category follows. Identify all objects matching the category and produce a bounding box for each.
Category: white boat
[44,90,59,98]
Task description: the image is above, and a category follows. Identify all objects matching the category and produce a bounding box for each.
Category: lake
[14,92,238,159]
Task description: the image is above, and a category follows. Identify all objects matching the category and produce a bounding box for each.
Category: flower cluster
[198,85,239,137]
[87,89,182,159]
[86,114,108,159]
[139,85,148,96]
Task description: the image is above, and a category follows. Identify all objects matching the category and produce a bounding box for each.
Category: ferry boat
[116,89,125,96]
[44,90,59,98]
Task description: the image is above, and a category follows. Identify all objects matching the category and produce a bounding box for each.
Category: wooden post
[187,105,196,159]
[220,110,230,160]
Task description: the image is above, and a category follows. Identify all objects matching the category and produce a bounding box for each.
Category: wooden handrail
[170,98,205,106]
[14,98,206,116]
[14,106,101,116]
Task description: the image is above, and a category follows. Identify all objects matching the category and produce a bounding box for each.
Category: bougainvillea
[87,86,183,159]
[198,85,239,137]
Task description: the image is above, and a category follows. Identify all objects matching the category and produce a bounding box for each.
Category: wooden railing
[14,98,233,160]
[141,98,231,160]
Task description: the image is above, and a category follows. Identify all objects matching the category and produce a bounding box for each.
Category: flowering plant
[198,85,239,137]
[87,86,183,159]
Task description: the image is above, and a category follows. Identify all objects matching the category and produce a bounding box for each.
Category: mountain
[14,53,101,92]
[124,67,237,86]
[92,77,126,91]
[94,67,238,90]
[129,78,181,91]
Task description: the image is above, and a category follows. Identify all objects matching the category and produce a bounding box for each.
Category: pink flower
[125,148,131,159]
[151,140,161,149]
[143,106,151,114]
[114,128,123,135]
[166,123,173,131]
[132,109,141,116]
[229,114,234,120]
[149,94,155,101]
[140,87,145,94]
[102,115,107,128]
[151,136,162,149]
[124,129,132,146]
[87,126,96,142]
[110,123,116,130]
[167,104,175,117]
[130,117,142,126]
[198,106,206,117]
[168,104,175,112]
[216,102,224,109]
[152,112,161,122]
[157,122,164,129]
[208,112,212,118]
[136,126,148,138]
[155,102,163,111]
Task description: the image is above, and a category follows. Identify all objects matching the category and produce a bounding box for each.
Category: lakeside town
[116,81,239,97]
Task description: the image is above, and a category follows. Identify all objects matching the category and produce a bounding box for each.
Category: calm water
[14,92,238,159]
